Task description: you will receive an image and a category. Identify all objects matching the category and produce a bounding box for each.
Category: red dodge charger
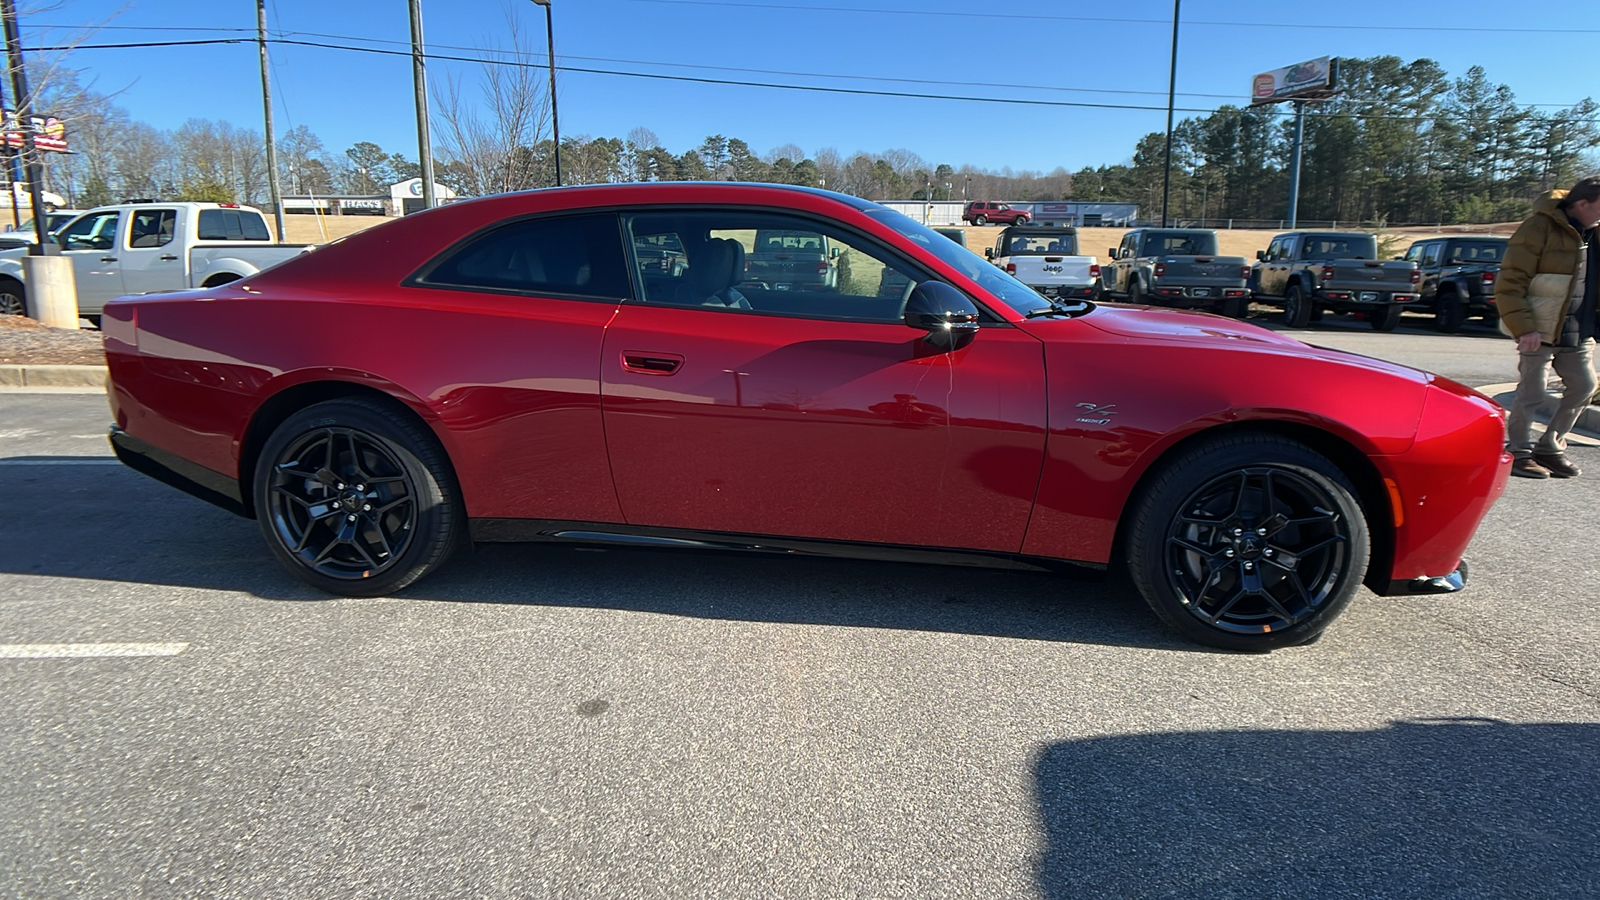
[102,183,1511,650]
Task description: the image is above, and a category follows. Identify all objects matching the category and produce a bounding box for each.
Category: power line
[615,0,1600,34]
[24,35,1600,127]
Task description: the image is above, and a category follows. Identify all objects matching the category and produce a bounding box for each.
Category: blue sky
[23,0,1598,175]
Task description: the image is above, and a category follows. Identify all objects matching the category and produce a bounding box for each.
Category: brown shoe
[1511,457,1551,479]
[1533,452,1581,478]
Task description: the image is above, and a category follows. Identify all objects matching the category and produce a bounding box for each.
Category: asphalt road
[3,326,1597,899]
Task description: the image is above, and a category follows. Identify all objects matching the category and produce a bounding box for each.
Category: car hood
[1030,302,1431,383]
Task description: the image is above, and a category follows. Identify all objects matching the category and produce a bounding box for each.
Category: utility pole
[1,0,53,254]
[1160,0,1180,228]
[1,0,76,328]
[256,0,285,241]
[408,0,436,209]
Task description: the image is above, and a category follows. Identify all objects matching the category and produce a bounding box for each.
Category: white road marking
[0,458,121,465]
[0,642,189,658]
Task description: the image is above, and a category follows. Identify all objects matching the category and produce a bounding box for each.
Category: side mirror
[984,247,994,260]
[904,282,980,352]
[1108,247,1118,258]
[1255,249,1266,261]
[830,247,840,259]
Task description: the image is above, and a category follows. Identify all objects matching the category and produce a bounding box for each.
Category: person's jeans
[1505,338,1597,458]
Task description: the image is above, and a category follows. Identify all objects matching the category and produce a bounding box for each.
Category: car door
[600,208,1048,552]
[1258,237,1288,297]
[53,209,125,313]
[1418,241,1444,300]
[120,207,186,296]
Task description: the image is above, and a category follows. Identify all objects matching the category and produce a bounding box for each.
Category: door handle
[99,256,118,262]
[159,254,178,261]
[621,352,684,375]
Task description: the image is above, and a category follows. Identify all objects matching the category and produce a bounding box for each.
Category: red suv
[962,201,1029,226]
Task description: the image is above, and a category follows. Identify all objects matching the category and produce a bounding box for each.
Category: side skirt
[470,518,1106,574]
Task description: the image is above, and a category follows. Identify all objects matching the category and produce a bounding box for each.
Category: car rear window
[1451,241,1504,263]
[197,209,272,241]
[1141,232,1217,256]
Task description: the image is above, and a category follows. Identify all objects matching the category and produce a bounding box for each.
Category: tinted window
[1450,241,1504,263]
[422,213,629,299]
[1007,232,1077,255]
[1301,235,1377,259]
[1420,243,1442,267]
[128,209,177,249]
[197,209,272,241]
[1142,232,1217,256]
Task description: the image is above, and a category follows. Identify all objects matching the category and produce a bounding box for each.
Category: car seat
[673,238,751,308]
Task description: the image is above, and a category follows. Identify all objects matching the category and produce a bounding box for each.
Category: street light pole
[531,0,561,187]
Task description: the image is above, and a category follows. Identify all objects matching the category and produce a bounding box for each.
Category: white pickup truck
[983,225,1100,301]
[0,202,315,324]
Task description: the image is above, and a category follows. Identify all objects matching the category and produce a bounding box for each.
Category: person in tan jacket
[1498,176,1600,479]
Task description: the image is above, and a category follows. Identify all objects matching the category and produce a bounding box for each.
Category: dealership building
[282,178,457,218]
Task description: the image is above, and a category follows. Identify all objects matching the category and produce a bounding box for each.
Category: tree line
[16,55,1598,226]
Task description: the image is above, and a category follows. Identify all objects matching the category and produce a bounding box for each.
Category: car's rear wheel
[1436,291,1466,333]
[1125,433,1369,651]
[1372,303,1403,332]
[1128,278,1146,306]
[254,398,463,597]
[973,215,987,226]
[1283,284,1312,327]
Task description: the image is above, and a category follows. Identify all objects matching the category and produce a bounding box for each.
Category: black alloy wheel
[254,398,462,596]
[1126,434,1369,650]
[1283,284,1312,327]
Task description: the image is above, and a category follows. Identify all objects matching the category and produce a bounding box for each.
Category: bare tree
[429,5,552,197]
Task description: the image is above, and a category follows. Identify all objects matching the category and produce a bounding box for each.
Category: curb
[1479,381,1600,442]
[0,364,107,389]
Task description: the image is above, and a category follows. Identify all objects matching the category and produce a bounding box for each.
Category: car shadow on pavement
[1033,719,1600,898]
[0,457,1201,652]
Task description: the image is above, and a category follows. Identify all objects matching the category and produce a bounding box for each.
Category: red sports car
[102,184,1511,650]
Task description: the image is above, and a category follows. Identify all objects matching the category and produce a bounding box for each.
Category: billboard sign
[1,110,68,152]
[1250,57,1339,105]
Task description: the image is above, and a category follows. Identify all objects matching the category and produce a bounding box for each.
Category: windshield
[863,206,1052,315]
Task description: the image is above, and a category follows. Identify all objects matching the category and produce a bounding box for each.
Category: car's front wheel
[0,279,24,316]
[253,397,464,597]
[973,215,987,226]
[1124,433,1370,651]
[1372,303,1403,332]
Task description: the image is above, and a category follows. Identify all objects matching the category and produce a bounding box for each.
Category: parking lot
[3,325,1598,898]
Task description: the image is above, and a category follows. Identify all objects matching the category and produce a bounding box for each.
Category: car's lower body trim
[470,518,1107,573]
[109,425,250,518]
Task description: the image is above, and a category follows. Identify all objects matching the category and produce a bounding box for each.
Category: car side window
[1403,244,1424,262]
[1265,239,1282,261]
[128,209,177,249]
[1420,243,1442,267]
[420,212,630,299]
[57,211,120,251]
[625,211,915,323]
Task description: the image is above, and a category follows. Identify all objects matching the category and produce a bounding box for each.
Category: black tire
[253,397,463,597]
[1217,295,1246,319]
[0,279,24,316]
[1127,277,1147,306]
[1283,283,1313,327]
[1124,433,1370,651]
[83,315,101,329]
[1372,303,1403,332]
[973,214,987,226]
[1436,291,1466,333]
